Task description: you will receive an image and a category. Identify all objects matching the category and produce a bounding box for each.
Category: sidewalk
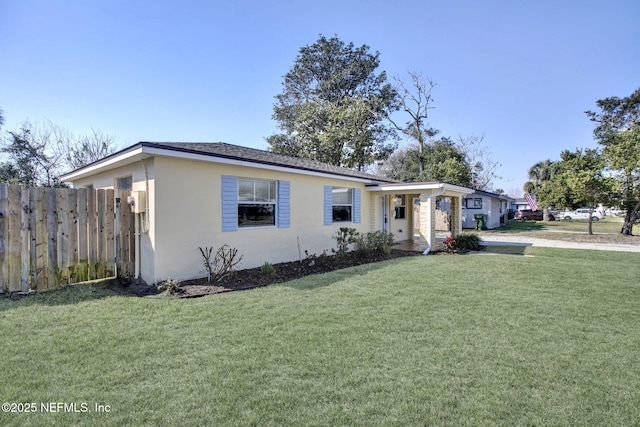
[479,234,640,253]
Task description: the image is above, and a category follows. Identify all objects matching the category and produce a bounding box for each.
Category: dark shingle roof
[142,142,393,182]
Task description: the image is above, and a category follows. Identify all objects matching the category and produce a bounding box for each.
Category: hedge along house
[60,142,473,284]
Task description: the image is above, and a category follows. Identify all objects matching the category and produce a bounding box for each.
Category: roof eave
[366,182,474,194]
[60,142,395,185]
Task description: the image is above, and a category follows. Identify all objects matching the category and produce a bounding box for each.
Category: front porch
[392,232,450,253]
[367,182,474,252]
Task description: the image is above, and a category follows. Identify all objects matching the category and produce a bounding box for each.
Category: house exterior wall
[70,156,380,283]
[149,157,376,283]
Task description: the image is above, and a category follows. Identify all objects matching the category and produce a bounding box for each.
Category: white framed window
[238,178,277,228]
[464,197,483,209]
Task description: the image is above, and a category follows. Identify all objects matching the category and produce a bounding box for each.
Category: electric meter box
[127,191,146,213]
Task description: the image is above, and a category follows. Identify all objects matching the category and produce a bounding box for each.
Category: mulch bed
[110,249,423,298]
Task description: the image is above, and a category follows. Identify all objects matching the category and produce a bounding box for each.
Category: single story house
[513,198,531,211]
[462,190,514,229]
[61,142,473,284]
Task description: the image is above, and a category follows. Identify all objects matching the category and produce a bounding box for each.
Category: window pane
[117,176,132,192]
[332,188,352,205]
[254,180,275,202]
[238,179,254,202]
[238,179,276,202]
[238,204,275,227]
[333,206,352,222]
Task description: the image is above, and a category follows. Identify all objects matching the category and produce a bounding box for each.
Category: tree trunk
[543,207,551,221]
[621,211,636,235]
[588,213,593,235]
[620,203,640,236]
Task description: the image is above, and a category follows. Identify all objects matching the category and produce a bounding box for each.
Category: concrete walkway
[480,234,640,253]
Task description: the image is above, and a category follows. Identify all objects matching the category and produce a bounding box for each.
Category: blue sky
[1,0,639,196]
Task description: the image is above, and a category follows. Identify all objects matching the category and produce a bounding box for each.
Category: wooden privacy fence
[0,184,135,293]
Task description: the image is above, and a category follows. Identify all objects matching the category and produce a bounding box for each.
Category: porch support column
[450,195,461,237]
[418,191,436,250]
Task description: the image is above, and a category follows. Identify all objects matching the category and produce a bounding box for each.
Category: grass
[480,216,640,244]
[1,248,640,425]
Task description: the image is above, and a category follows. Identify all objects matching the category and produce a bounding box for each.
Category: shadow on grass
[481,245,531,256]
[277,255,422,291]
[0,280,118,311]
[485,221,546,233]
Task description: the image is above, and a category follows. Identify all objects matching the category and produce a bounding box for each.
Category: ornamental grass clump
[260,261,276,275]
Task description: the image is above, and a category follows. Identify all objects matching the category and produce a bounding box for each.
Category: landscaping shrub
[356,231,395,255]
[443,236,456,253]
[454,233,481,251]
[333,227,359,255]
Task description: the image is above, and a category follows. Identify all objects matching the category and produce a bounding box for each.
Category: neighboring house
[61,142,473,284]
[514,198,532,211]
[462,190,514,229]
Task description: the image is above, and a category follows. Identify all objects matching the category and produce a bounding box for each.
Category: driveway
[480,234,640,253]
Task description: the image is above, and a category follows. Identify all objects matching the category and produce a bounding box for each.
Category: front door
[380,195,389,232]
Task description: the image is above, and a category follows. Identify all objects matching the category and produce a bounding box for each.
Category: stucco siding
[150,157,374,283]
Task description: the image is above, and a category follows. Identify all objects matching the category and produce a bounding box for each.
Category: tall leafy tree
[377,138,471,186]
[267,35,397,170]
[586,87,640,235]
[540,149,616,234]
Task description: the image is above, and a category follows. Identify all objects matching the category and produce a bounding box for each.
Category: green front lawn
[1,248,639,426]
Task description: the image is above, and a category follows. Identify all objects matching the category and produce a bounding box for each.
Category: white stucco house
[462,190,514,229]
[61,142,473,284]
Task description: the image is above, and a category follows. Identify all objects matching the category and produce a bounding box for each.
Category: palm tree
[526,160,555,221]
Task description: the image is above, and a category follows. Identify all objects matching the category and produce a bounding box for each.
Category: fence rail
[0,184,134,293]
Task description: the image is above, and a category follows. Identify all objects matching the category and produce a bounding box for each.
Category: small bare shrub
[199,245,243,282]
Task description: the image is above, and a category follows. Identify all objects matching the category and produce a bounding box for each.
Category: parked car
[558,208,604,221]
[515,210,554,221]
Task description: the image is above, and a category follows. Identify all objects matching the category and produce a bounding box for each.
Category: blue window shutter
[221,175,238,232]
[324,186,333,225]
[353,188,361,223]
[277,180,290,228]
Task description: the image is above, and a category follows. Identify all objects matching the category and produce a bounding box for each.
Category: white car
[558,208,604,221]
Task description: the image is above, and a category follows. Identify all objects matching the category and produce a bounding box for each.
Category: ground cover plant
[1,248,639,425]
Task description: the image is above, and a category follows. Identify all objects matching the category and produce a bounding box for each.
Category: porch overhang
[365,181,474,196]
[367,181,473,254]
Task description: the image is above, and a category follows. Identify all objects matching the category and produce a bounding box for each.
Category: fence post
[21,188,30,292]
[77,188,89,282]
[87,189,97,280]
[46,188,60,290]
[57,188,70,285]
[8,185,22,292]
[0,184,7,292]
